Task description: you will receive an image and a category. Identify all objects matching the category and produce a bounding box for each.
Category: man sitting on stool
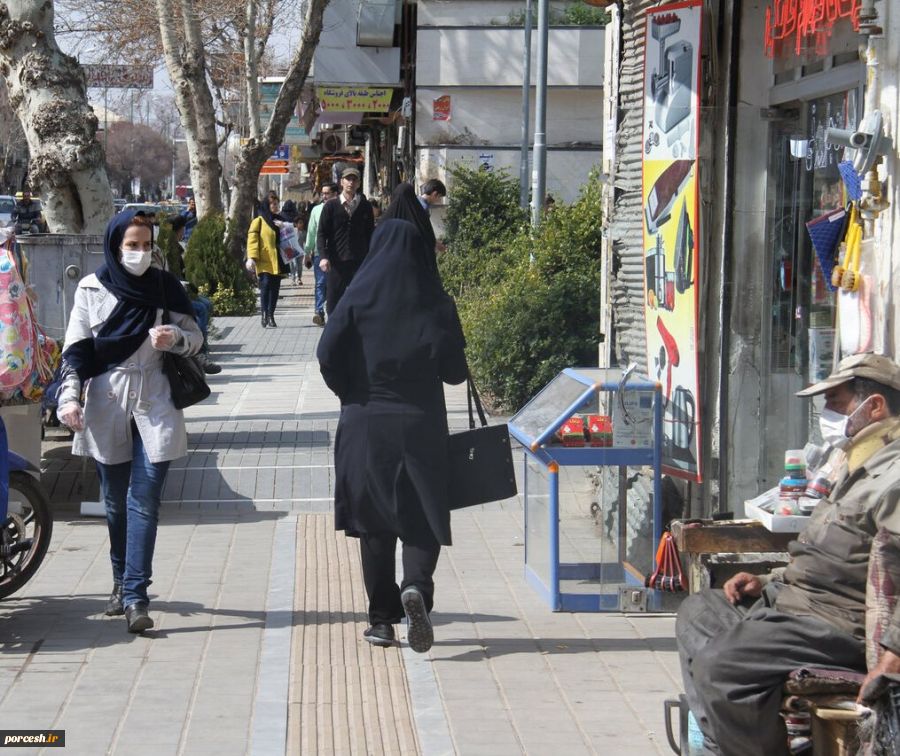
[676,352,900,756]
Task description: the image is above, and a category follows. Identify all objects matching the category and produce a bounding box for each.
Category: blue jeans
[191,297,211,338]
[258,272,282,317]
[95,428,170,608]
[313,256,326,315]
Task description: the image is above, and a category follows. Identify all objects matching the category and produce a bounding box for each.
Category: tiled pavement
[1,282,681,755]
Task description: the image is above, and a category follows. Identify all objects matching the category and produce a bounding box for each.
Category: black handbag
[447,372,518,510]
[160,298,210,410]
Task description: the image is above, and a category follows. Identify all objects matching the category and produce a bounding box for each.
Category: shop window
[766,87,859,376]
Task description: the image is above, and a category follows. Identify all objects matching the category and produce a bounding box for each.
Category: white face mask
[818,397,871,448]
[121,249,152,276]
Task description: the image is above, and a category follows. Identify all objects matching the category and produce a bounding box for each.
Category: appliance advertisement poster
[641,0,702,482]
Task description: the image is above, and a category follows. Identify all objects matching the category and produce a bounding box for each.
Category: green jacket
[305,203,324,255]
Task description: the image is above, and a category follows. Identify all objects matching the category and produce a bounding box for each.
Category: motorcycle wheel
[0,472,53,600]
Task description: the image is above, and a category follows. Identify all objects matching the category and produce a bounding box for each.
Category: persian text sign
[641,0,703,482]
[764,0,860,57]
[84,64,154,89]
[316,86,393,113]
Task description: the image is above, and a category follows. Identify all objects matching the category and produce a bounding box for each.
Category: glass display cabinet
[508,368,663,612]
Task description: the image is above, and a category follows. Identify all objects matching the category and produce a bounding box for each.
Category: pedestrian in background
[305,183,337,326]
[246,197,286,328]
[181,197,197,242]
[162,215,220,375]
[316,167,374,315]
[418,178,447,253]
[317,219,467,652]
[56,210,204,634]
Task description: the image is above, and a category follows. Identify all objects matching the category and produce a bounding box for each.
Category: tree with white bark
[51,0,329,256]
[0,1,113,234]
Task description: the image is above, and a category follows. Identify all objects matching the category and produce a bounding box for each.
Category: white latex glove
[57,402,85,431]
[319,258,331,273]
[245,258,257,274]
[149,324,182,351]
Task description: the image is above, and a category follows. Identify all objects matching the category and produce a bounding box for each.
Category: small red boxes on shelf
[556,416,586,447]
[586,415,613,447]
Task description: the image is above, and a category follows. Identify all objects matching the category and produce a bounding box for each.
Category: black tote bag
[160,294,210,410]
[447,373,518,510]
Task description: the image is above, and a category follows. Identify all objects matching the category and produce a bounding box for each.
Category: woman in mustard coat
[245,197,285,327]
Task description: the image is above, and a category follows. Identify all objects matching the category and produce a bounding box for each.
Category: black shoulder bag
[447,372,518,510]
[160,291,210,410]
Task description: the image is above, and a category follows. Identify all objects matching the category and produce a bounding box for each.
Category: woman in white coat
[57,210,203,633]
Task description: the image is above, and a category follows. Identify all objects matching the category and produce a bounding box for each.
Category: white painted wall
[416,27,604,87]
[314,0,401,85]
[417,0,573,27]
[416,86,602,145]
[415,145,601,210]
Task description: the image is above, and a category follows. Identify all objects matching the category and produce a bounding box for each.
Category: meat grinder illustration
[648,13,694,147]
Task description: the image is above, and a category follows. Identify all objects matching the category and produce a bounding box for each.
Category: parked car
[122,203,163,220]
[0,195,15,227]
[113,198,128,213]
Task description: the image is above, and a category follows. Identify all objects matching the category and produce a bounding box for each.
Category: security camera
[825,110,892,176]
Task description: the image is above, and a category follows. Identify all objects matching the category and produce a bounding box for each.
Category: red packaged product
[586,414,613,447]
[556,416,586,447]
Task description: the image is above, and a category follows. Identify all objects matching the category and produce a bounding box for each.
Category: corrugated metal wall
[608,0,656,375]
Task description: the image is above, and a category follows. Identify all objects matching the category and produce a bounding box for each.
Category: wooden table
[671,519,798,593]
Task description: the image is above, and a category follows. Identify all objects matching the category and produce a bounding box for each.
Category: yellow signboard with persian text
[316,86,393,113]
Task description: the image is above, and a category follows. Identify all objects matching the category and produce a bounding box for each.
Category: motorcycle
[0,418,52,600]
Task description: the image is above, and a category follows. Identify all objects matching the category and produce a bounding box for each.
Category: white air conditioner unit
[322,133,343,154]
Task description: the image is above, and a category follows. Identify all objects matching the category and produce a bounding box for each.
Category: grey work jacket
[769,425,900,654]
[59,274,203,465]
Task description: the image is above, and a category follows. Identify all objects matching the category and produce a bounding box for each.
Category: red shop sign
[764,0,860,58]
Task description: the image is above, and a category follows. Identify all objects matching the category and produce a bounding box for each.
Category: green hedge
[184,214,256,315]
[442,167,604,411]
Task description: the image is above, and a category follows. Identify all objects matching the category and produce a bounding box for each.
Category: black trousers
[325,259,360,315]
[359,531,441,625]
[258,273,282,317]
[676,587,865,756]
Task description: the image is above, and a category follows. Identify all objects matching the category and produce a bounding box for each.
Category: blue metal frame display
[510,368,664,612]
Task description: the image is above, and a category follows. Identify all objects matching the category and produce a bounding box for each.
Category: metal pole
[519,0,533,209]
[530,0,549,227]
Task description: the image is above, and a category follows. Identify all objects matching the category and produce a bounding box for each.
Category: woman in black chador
[381,182,439,275]
[316,219,467,652]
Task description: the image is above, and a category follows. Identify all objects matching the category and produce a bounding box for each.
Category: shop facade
[601,0,899,521]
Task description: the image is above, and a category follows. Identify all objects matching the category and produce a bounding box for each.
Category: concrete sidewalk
[0,282,681,755]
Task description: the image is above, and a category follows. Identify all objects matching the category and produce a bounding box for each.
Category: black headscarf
[280,199,299,223]
[317,220,456,400]
[381,183,438,274]
[62,209,194,382]
[255,198,279,233]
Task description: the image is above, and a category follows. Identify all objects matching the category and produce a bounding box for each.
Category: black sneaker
[363,623,395,647]
[401,587,433,653]
[312,312,325,327]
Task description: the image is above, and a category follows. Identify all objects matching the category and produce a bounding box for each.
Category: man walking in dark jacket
[316,167,375,314]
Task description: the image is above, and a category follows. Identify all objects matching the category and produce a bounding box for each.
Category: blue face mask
[818,397,871,448]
